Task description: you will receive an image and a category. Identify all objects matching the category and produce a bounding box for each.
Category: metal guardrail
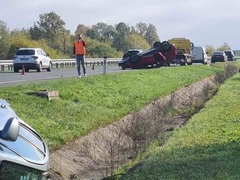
[0,58,121,72]
[1,56,240,72]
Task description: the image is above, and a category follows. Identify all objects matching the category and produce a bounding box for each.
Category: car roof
[18,48,42,50]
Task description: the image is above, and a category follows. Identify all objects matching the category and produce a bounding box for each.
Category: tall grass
[0,65,227,150]
[123,70,240,179]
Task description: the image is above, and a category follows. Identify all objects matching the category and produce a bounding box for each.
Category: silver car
[0,98,50,179]
[13,48,52,73]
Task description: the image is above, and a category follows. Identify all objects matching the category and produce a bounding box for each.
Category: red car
[118,41,177,69]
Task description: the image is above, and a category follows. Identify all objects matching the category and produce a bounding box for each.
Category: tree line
[0,11,233,60]
[0,11,160,60]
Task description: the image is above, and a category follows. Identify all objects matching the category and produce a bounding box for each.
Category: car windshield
[0,161,44,179]
[16,50,35,56]
[224,51,232,55]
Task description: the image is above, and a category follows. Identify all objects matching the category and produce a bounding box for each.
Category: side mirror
[0,117,20,142]
[206,52,209,54]
[46,53,49,57]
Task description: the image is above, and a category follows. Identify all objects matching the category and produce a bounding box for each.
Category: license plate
[21,58,28,60]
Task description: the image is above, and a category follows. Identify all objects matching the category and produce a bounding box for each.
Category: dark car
[224,50,236,61]
[118,41,177,69]
[0,98,50,179]
[172,53,190,66]
[211,51,228,63]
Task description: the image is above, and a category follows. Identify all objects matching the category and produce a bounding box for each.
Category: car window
[37,50,43,55]
[16,50,35,56]
[41,50,46,56]
[224,51,233,55]
[0,161,43,179]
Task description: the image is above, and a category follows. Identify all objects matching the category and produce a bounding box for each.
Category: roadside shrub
[6,36,67,59]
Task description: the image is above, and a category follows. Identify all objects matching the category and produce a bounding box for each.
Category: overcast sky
[0,0,239,49]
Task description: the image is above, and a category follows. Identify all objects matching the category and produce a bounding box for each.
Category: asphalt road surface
[0,61,212,87]
[0,65,129,87]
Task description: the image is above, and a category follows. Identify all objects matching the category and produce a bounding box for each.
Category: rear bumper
[211,59,225,63]
[192,59,205,63]
[13,63,40,69]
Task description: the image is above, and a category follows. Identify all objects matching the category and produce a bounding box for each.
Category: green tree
[30,12,66,41]
[7,35,66,59]
[29,22,45,40]
[113,22,130,52]
[205,45,215,56]
[75,24,88,36]
[102,25,115,43]
[217,42,231,51]
[54,30,72,55]
[144,24,160,46]
[11,28,30,39]
[135,22,148,36]
[85,37,122,58]
[86,26,101,41]
[0,20,10,60]
[126,33,150,51]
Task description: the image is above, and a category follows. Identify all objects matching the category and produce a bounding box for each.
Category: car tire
[129,54,139,64]
[123,53,131,59]
[47,62,52,72]
[122,65,126,70]
[161,41,171,52]
[25,68,29,72]
[37,63,42,72]
[153,41,161,48]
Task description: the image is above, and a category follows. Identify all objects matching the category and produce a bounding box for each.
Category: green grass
[0,64,227,150]
[123,71,240,179]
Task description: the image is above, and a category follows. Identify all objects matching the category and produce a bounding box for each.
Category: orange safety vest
[74,40,86,55]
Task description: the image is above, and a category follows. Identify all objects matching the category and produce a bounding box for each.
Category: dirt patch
[48,65,238,180]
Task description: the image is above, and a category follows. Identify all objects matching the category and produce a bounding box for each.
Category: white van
[191,47,208,64]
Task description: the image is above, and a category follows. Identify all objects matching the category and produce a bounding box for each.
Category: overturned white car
[0,98,50,179]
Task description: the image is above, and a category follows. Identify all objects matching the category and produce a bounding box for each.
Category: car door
[41,49,50,67]
[37,50,45,67]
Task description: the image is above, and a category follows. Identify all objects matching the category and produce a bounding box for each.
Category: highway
[0,64,128,87]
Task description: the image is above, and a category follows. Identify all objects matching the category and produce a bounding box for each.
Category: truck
[168,38,194,65]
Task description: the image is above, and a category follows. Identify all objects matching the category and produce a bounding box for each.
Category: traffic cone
[92,62,95,70]
[21,65,25,75]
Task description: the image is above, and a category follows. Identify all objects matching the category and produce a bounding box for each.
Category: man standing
[73,34,86,77]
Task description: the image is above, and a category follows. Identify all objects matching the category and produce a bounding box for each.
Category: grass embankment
[0,65,226,150]
[123,71,240,179]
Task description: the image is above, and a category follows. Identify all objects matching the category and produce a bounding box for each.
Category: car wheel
[25,68,29,72]
[37,63,42,72]
[47,62,52,72]
[122,65,126,70]
[123,53,131,59]
[161,41,171,52]
[129,54,139,64]
[153,41,161,48]
[13,67,19,73]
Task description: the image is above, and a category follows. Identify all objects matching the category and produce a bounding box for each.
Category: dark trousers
[76,54,86,75]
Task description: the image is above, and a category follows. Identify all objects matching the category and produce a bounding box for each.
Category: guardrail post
[1,65,4,72]
[103,56,107,74]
